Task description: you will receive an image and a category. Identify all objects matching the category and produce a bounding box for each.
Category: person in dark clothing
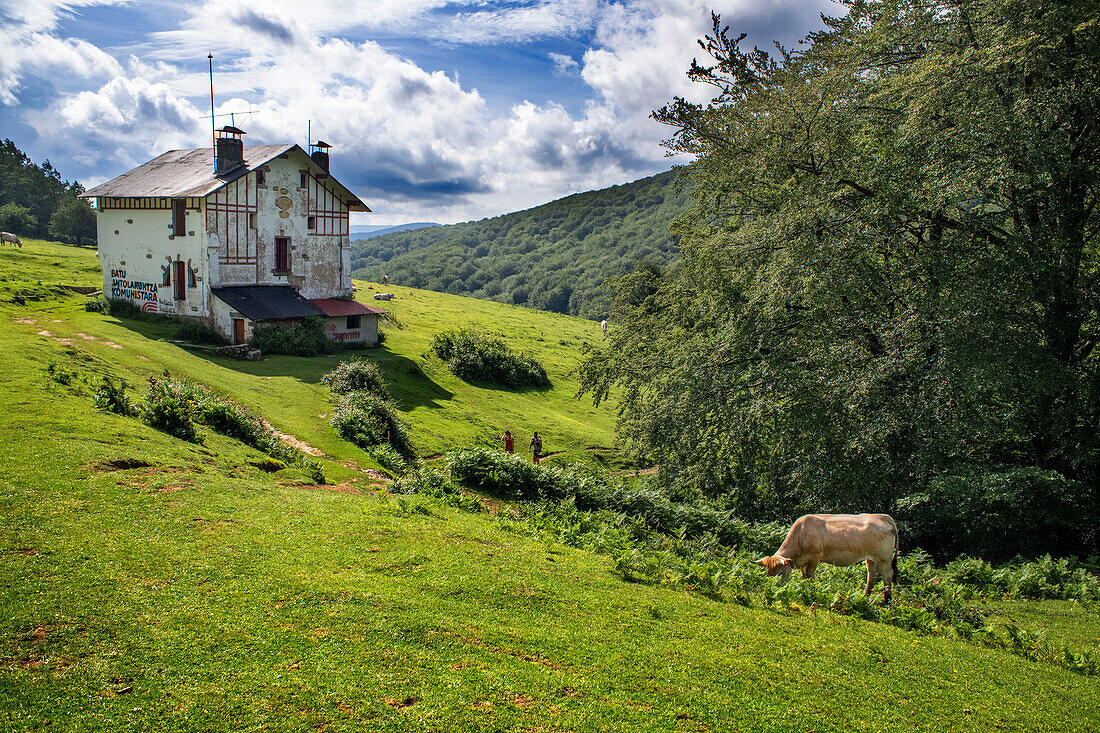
[529,431,543,464]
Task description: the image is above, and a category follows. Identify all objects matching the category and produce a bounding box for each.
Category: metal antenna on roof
[208,53,216,174]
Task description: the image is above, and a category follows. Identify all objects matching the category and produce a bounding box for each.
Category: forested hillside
[0,139,95,245]
[350,171,686,319]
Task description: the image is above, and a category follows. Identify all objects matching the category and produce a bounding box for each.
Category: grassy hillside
[351,170,686,320]
[2,240,1098,731]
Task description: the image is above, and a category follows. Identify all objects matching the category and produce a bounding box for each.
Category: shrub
[445,447,787,556]
[331,391,410,454]
[142,377,199,442]
[993,556,1100,602]
[93,377,136,417]
[369,444,410,476]
[46,362,77,386]
[109,298,148,319]
[250,316,334,356]
[321,359,387,396]
[84,297,110,314]
[429,329,550,388]
[897,467,1097,562]
[176,320,228,346]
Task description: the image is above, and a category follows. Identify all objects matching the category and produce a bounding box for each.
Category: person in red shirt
[500,430,514,454]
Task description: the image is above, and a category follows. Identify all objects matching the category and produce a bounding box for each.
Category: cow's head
[754,555,793,577]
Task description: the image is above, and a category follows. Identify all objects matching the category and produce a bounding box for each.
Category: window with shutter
[274,237,291,273]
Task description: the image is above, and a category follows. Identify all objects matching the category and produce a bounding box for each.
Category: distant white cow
[755,513,899,604]
[374,293,394,301]
[600,319,608,337]
[1,232,23,247]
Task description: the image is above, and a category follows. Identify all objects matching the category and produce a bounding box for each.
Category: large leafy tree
[579,0,1099,532]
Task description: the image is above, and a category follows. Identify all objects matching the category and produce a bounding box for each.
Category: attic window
[249,213,257,230]
[256,169,266,186]
[299,171,308,188]
[172,199,186,236]
[307,216,316,230]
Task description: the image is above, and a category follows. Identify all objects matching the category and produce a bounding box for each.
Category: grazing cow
[600,319,608,336]
[1,232,23,247]
[755,513,899,604]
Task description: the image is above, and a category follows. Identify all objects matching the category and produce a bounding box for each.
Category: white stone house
[81,128,384,346]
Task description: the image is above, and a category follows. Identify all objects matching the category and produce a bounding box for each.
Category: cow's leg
[881,558,895,605]
[863,559,880,596]
[800,561,818,580]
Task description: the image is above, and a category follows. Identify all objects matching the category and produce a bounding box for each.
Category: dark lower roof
[212,286,322,321]
[310,298,386,317]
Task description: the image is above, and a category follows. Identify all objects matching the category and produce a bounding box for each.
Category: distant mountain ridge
[350,170,686,320]
[350,222,440,239]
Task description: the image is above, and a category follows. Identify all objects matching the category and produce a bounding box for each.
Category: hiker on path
[500,430,514,454]
[529,431,543,464]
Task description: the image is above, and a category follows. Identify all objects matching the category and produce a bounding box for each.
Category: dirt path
[260,421,390,483]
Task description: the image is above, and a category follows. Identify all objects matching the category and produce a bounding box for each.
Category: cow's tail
[891,521,900,585]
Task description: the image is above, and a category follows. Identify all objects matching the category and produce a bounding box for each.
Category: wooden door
[233,318,246,344]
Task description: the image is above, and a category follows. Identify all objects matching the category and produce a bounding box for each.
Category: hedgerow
[440,446,1099,676]
[429,329,550,388]
[250,316,334,356]
[92,374,324,483]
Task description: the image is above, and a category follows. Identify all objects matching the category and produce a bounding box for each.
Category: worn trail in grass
[1,240,1098,731]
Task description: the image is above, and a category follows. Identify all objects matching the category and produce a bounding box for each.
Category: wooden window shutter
[275,237,291,273]
[172,199,186,236]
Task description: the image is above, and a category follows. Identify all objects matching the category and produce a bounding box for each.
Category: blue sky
[0,0,832,225]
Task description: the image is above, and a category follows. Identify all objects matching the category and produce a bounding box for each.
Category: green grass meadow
[1,240,1098,731]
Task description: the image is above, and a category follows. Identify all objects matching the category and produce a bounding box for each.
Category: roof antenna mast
[208,53,216,174]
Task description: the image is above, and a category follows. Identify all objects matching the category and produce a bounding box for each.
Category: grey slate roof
[81,144,369,211]
[211,285,323,321]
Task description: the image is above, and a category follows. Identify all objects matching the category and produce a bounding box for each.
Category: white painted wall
[323,314,379,346]
[95,202,207,317]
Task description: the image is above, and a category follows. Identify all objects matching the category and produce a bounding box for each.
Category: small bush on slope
[429,329,550,388]
[321,358,387,396]
[331,392,411,455]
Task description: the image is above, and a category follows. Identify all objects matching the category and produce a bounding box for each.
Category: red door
[173,260,186,300]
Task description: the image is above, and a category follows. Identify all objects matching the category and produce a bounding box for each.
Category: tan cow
[755,513,899,604]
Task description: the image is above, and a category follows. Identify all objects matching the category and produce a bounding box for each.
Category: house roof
[310,298,386,317]
[211,285,323,321]
[81,144,370,211]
